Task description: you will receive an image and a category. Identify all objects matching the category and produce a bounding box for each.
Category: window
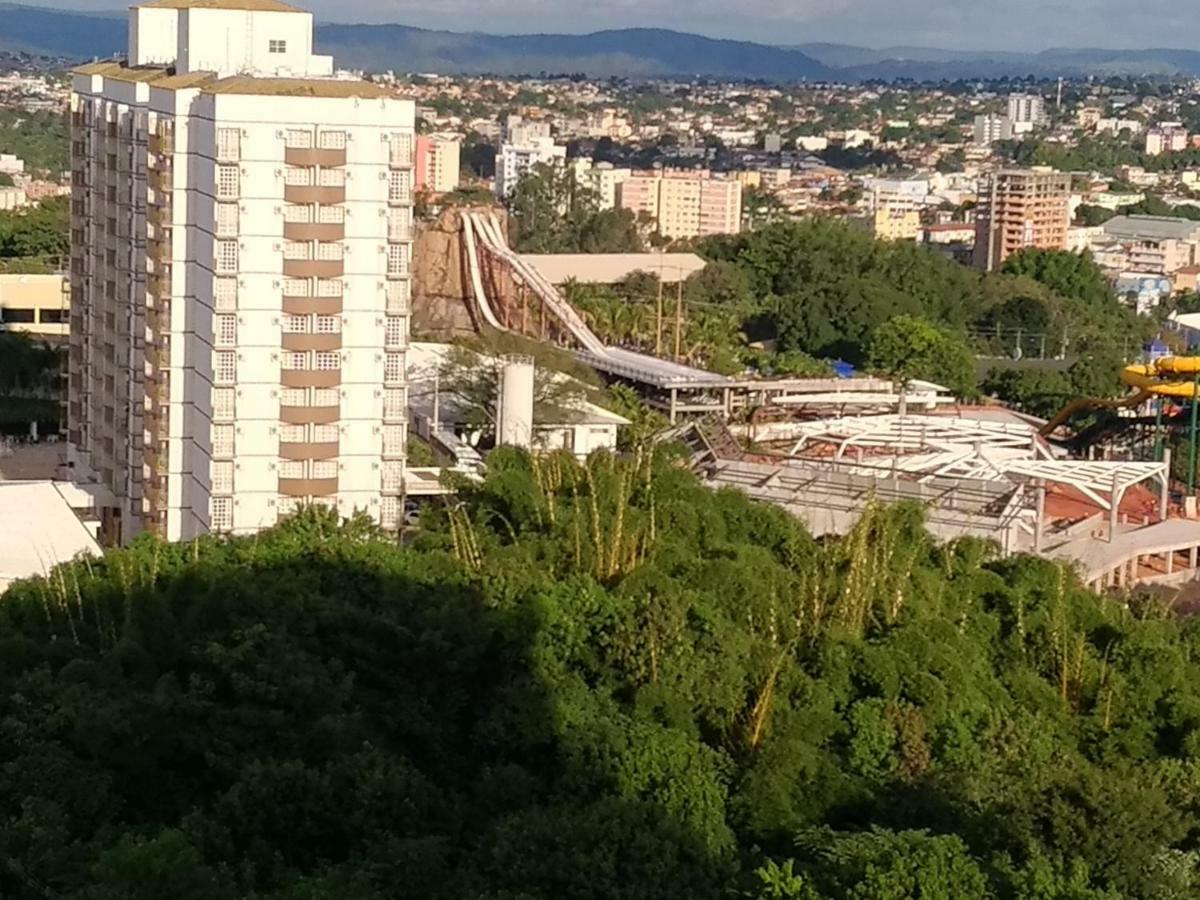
[315,351,340,371]
[386,243,410,277]
[216,203,239,236]
[382,424,405,456]
[215,240,238,274]
[284,129,312,149]
[388,132,413,166]
[283,351,308,370]
[388,207,411,241]
[212,460,234,493]
[386,279,410,312]
[214,277,238,310]
[280,424,307,443]
[314,315,340,334]
[281,314,309,334]
[215,315,237,346]
[283,241,309,260]
[383,388,406,420]
[317,130,346,150]
[214,351,236,383]
[211,496,232,531]
[216,165,239,199]
[380,495,401,528]
[317,168,345,187]
[316,242,343,261]
[318,205,345,224]
[387,169,411,203]
[282,278,309,297]
[212,424,234,457]
[382,460,404,490]
[316,279,343,297]
[216,128,240,161]
[278,497,303,516]
[213,388,235,419]
[284,167,312,186]
[312,459,338,480]
[313,424,339,444]
[281,388,307,407]
[283,205,311,223]
[279,459,305,479]
[385,316,405,347]
[313,388,339,407]
[269,39,287,54]
[384,352,405,383]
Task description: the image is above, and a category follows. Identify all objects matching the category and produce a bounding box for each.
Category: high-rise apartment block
[1145,125,1189,156]
[1006,93,1046,133]
[973,114,1014,145]
[617,171,742,240]
[415,134,461,194]
[493,136,566,197]
[68,0,416,542]
[570,160,631,210]
[973,168,1070,271]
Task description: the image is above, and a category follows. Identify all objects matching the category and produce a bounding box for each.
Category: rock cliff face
[411,207,488,339]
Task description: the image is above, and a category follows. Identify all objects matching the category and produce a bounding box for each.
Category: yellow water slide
[1038,356,1200,437]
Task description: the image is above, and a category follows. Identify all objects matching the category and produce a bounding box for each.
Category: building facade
[68,0,415,542]
[973,169,1071,271]
[415,133,461,195]
[493,136,566,198]
[617,171,742,240]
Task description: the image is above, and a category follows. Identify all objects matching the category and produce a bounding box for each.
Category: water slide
[462,212,609,356]
[1039,356,1200,437]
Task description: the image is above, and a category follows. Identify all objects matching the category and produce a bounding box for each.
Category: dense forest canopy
[4,448,1200,898]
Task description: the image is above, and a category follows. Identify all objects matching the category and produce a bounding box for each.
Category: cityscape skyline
[9,0,1200,54]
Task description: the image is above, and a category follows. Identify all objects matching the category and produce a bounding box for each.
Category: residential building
[0,186,28,210]
[617,171,742,240]
[570,160,630,210]
[1145,126,1189,156]
[0,273,69,337]
[973,169,1071,271]
[858,208,920,241]
[415,133,461,194]
[494,136,566,197]
[973,114,1013,145]
[68,0,415,543]
[1099,215,1200,274]
[503,114,551,145]
[0,153,24,175]
[1006,93,1046,133]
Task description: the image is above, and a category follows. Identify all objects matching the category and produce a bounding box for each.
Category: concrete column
[1034,483,1046,552]
[1167,551,1175,575]
[1191,546,1198,569]
[1162,449,1173,520]
[668,388,677,425]
[1109,473,1121,542]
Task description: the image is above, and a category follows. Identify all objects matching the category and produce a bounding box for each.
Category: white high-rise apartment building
[494,136,566,197]
[67,0,415,543]
[1006,93,1046,133]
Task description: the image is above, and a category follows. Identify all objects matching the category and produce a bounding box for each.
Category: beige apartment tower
[973,168,1070,271]
[68,0,415,542]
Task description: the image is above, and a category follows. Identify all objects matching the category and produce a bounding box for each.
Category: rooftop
[133,0,305,12]
[201,75,399,99]
[520,252,707,285]
[1103,215,1200,242]
[0,481,101,593]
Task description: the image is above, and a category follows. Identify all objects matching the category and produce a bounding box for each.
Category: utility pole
[673,278,683,362]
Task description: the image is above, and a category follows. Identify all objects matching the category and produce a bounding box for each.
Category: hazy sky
[24,0,1200,50]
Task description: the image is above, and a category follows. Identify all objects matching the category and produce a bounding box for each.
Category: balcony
[282,259,343,278]
[284,184,345,205]
[278,476,338,497]
[281,333,342,352]
[284,147,346,167]
[280,404,340,424]
[279,440,339,461]
[282,222,344,242]
[282,295,342,315]
[280,369,340,388]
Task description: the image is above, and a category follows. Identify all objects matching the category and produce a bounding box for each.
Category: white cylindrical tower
[497,354,535,449]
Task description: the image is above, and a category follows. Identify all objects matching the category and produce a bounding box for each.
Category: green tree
[868,315,976,397]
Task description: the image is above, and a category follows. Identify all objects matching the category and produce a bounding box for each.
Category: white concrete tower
[68,0,415,542]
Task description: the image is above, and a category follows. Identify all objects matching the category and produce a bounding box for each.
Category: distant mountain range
[5,3,1200,81]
